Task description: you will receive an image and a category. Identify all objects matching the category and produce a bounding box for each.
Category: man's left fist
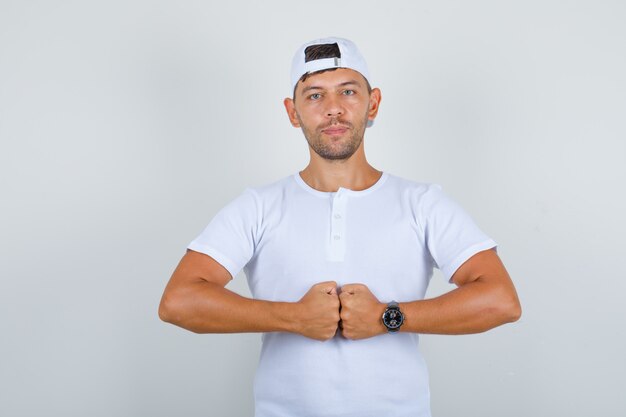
[339,283,387,340]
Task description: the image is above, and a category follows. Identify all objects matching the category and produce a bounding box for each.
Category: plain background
[1,1,625,416]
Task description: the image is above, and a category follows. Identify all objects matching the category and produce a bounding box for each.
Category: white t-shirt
[188,172,497,417]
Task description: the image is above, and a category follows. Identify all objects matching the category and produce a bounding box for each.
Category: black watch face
[383,308,404,330]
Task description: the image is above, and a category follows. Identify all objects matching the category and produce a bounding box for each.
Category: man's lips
[321,125,350,135]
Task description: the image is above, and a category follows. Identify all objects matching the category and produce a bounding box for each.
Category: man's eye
[343,89,355,96]
[309,93,322,100]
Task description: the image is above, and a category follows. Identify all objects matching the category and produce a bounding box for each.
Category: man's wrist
[267,300,301,333]
[376,302,388,335]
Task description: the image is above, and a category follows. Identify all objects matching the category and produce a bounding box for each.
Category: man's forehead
[297,68,367,93]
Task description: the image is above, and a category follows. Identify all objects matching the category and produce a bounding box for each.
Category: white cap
[290,37,370,93]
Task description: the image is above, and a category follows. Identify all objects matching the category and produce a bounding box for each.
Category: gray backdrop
[1,1,625,416]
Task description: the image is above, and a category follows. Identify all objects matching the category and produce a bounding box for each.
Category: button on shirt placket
[328,190,348,262]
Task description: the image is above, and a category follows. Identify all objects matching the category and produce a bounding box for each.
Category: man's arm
[158,249,341,341]
[339,249,521,339]
[400,248,521,334]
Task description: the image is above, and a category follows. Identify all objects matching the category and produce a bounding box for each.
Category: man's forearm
[399,277,521,335]
[159,281,296,334]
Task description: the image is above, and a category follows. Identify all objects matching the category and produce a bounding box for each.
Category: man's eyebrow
[301,85,323,94]
[337,80,362,88]
[300,80,363,95]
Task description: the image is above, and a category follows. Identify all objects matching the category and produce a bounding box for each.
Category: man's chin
[320,154,352,161]
[315,146,359,161]
[306,133,363,161]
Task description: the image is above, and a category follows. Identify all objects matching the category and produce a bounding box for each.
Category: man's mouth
[321,125,350,136]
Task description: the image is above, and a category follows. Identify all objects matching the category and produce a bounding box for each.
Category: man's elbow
[158,291,180,324]
[480,282,522,329]
[497,295,522,325]
[158,289,207,334]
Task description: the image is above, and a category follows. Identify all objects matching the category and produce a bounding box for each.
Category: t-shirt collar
[293,171,389,198]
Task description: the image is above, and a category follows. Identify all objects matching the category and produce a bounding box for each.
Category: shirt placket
[328,189,348,262]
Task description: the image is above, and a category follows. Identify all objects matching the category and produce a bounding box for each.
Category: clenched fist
[339,283,387,340]
[295,281,341,341]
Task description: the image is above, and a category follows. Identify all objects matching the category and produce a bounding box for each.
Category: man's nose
[324,96,344,117]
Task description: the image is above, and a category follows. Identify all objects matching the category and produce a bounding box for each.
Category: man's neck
[299,155,382,193]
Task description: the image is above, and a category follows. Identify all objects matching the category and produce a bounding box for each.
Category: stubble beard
[298,113,369,161]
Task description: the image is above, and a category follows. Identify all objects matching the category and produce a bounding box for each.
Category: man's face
[284,68,380,161]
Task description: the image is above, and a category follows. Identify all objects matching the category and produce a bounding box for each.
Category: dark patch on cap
[304,43,341,63]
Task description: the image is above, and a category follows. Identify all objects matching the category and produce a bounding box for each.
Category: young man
[159,37,521,417]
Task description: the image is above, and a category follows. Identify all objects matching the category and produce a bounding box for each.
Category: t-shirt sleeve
[418,184,497,282]
[187,188,259,279]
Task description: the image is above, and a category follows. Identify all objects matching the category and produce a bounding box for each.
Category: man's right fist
[294,281,341,341]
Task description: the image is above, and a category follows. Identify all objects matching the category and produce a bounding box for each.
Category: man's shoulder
[383,172,439,194]
[245,174,295,197]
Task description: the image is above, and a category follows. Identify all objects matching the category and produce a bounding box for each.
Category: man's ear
[367,88,382,122]
[283,98,300,128]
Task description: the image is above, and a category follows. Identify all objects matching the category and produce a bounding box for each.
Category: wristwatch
[382,301,404,332]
